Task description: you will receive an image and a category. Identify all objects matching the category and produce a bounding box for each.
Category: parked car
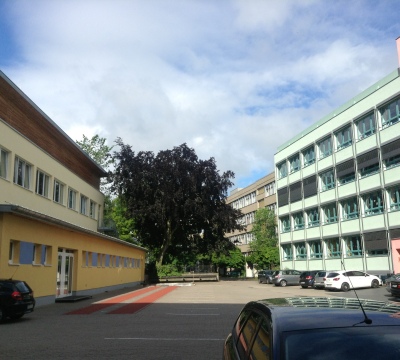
[313,271,332,289]
[258,270,274,284]
[0,279,35,322]
[386,273,400,297]
[299,270,322,288]
[223,297,400,359]
[324,270,382,292]
[272,270,301,287]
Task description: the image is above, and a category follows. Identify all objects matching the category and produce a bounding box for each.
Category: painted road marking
[66,286,169,315]
[108,286,176,314]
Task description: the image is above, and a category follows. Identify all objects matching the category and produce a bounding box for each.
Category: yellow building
[226,172,276,277]
[0,71,146,306]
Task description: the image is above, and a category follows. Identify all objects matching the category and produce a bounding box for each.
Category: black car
[0,279,35,321]
[299,270,322,288]
[386,273,400,297]
[223,297,400,360]
[258,270,274,284]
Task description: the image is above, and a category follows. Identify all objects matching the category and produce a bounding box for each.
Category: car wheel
[266,278,271,284]
[341,282,350,292]
[259,279,262,284]
[371,279,379,288]
[280,280,287,287]
[301,285,308,289]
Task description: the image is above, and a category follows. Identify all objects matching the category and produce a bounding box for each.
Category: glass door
[56,249,74,298]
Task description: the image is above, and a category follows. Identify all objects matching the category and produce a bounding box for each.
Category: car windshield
[283,326,400,360]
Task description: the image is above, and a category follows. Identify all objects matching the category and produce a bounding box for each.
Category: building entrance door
[56,249,74,298]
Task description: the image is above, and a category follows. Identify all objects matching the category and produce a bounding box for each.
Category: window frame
[53,179,65,204]
[318,136,332,159]
[307,208,320,227]
[36,169,50,197]
[295,242,307,260]
[278,161,288,179]
[380,98,400,128]
[0,147,9,179]
[325,238,341,258]
[309,240,323,259]
[68,188,77,210]
[363,191,384,216]
[323,203,338,224]
[302,146,315,167]
[344,236,363,257]
[293,212,304,230]
[289,154,300,174]
[336,125,352,150]
[341,197,359,220]
[320,169,335,191]
[281,216,291,233]
[355,113,375,140]
[14,156,31,189]
[389,186,400,211]
[281,244,293,260]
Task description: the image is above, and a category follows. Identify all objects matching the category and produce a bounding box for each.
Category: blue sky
[1,0,400,191]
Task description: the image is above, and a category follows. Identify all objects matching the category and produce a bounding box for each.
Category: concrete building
[226,172,276,277]
[274,41,400,276]
[0,71,146,306]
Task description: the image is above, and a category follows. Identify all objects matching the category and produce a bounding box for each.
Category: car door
[289,270,301,285]
[352,271,370,288]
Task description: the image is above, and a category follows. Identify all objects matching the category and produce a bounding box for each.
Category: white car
[324,270,382,292]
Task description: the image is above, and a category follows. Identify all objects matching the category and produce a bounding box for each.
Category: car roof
[248,297,400,331]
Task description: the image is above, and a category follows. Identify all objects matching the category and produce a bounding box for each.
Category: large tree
[110,140,244,266]
[248,208,279,270]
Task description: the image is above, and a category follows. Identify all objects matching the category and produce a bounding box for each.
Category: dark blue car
[223,297,400,359]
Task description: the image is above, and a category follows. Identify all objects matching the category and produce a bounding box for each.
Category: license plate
[27,305,33,310]
[392,284,398,288]
[300,282,305,284]
[326,284,332,287]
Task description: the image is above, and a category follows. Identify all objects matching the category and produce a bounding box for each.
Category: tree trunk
[156,220,173,267]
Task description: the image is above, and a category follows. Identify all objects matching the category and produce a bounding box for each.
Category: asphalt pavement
[0,280,397,360]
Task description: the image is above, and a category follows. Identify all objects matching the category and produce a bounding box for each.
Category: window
[0,147,9,179]
[380,98,400,128]
[265,182,275,196]
[68,188,76,210]
[36,170,50,197]
[295,242,306,259]
[14,156,31,189]
[357,149,379,178]
[302,146,315,167]
[282,244,293,260]
[325,238,341,258]
[309,241,322,259]
[53,180,64,204]
[323,203,337,223]
[289,154,300,173]
[293,212,304,230]
[344,236,363,257]
[341,197,358,220]
[382,139,400,170]
[363,191,384,216]
[388,186,400,211]
[336,125,352,150]
[336,160,355,185]
[307,208,319,227]
[318,136,332,159]
[90,200,96,218]
[320,169,335,191]
[80,195,88,215]
[356,113,375,140]
[281,216,290,233]
[364,231,388,256]
[278,161,287,179]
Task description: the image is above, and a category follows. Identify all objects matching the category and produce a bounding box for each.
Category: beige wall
[0,120,104,232]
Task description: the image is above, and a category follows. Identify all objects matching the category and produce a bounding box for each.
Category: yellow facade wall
[0,213,146,302]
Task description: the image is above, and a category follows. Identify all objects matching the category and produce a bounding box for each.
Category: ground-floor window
[344,236,363,257]
[281,244,293,260]
[325,238,341,258]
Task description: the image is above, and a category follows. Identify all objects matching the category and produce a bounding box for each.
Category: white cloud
[2,0,400,189]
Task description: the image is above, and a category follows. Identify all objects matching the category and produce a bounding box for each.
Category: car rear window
[327,273,339,278]
[15,281,31,293]
[316,272,326,277]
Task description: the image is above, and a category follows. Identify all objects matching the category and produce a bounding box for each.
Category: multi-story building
[226,172,276,277]
[274,43,400,276]
[0,71,146,306]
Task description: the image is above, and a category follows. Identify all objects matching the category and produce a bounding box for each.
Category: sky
[1,0,400,191]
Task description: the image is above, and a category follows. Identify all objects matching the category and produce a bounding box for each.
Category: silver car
[272,269,301,287]
[313,271,332,289]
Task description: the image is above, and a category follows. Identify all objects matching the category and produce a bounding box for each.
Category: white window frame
[14,156,31,189]
[36,169,50,197]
